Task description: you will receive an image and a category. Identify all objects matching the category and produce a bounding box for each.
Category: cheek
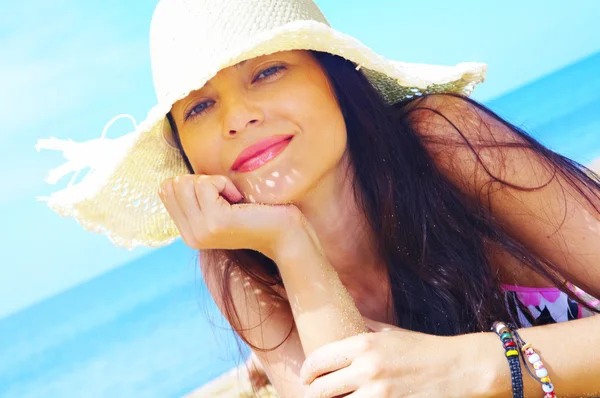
[238,92,347,203]
[183,136,224,175]
[302,91,348,162]
[279,78,346,149]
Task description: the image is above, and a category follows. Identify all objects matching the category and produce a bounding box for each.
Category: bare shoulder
[401,94,600,292]
[400,93,545,199]
[402,93,527,149]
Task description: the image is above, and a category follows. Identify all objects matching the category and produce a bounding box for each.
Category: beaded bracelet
[492,322,524,398]
[508,324,557,398]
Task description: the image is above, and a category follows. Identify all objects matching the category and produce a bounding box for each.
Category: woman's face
[170,50,348,204]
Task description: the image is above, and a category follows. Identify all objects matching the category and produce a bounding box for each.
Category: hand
[300,317,483,398]
[159,174,305,259]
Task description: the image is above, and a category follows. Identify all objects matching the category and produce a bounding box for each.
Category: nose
[221,95,264,138]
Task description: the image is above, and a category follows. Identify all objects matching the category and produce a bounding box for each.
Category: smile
[231,135,293,173]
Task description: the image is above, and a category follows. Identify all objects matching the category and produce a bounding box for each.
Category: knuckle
[372,382,392,397]
[179,174,195,185]
[383,384,394,398]
[305,380,321,397]
[364,360,383,380]
[160,179,174,194]
[215,175,229,184]
[196,174,213,185]
[205,215,227,235]
[193,175,209,188]
[190,229,206,247]
[285,205,304,224]
[172,176,187,192]
[181,233,201,249]
[189,228,211,249]
[306,379,335,398]
[204,218,219,235]
[356,336,372,353]
[173,175,183,186]
[301,360,315,380]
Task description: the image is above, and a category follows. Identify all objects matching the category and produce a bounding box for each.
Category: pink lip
[231,135,294,172]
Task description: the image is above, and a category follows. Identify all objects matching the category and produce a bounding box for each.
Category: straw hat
[36,0,487,249]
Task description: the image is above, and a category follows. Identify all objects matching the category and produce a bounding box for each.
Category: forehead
[207,51,314,85]
[231,49,313,69]
[172,50,317,105]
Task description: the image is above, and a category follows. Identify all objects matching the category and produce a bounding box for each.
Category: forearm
[481,315,600,397]
[274,227,369,356]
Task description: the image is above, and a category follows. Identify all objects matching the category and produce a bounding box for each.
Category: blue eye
[185,100,215,121]
[253,65,286,82]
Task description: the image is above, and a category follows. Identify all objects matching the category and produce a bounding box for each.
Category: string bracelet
[492,321,524,398]
[509,324,557,398]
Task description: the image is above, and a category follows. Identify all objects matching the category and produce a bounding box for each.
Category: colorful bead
[493,322,509,335]
[498,326,511,335]
[536,368,549,378]
[533,361,545,370]
[528,353,541,363]
[503,341,516,348]
[525,347,535,356]
[492,322,524,398]
[501,330,555,398]
[542,382,555,393]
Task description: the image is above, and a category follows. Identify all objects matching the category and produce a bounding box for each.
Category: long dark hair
[167,51,600,340]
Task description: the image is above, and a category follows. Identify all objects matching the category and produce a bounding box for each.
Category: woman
[37,0,600,397]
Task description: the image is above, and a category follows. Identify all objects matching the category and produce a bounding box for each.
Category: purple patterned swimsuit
[502,283,599,327]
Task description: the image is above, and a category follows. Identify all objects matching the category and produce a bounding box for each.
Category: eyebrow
[190,59,249,100]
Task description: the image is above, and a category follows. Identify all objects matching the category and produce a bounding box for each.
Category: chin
[240,184,305,205]
[232,159,311,204]
[234,151,343,205]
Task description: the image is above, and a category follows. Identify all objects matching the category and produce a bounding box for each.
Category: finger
[159,178,195,242]
[193,176,235,219]
[301,337,361,385]
[171,175,204,223]
[305,365,360,398]
[362,316,402,333]
[229,202,300,233]
[196,174,243,204]
[343,386,383,398]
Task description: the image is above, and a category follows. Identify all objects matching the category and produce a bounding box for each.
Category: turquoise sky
[2,0,600,319]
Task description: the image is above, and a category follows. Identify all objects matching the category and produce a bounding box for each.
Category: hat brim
[37,20,487,249]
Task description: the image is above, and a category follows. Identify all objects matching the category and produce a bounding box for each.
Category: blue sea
[0,241,246,398]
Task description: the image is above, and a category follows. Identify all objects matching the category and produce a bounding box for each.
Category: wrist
[456,331,512,398]
[272,217,322,265]
[484,332,513,398]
